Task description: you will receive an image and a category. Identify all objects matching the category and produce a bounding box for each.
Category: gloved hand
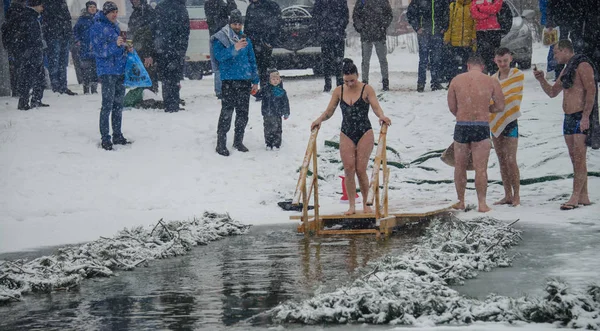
[283,115,289,120]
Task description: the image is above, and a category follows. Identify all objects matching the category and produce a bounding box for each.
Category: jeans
[46,38,70,92]
[162,78,180,112]
[218,80,251,142]
[361,40,388,83]
[99,75,125,143]
[417,32,444,86]
[476,30,501,74]
[322,38,345,85]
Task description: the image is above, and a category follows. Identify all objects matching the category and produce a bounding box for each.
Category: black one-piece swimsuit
[340,84,372,145]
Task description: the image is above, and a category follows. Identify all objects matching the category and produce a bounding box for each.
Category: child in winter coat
[256,69,290,149]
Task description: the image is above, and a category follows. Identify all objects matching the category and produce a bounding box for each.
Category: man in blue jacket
[212,9,260,156]
[91,2,132,151]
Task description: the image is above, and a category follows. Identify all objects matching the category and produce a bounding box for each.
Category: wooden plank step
[318,229,380,235]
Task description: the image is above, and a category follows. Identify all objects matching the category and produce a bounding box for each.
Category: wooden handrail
[367,124,388,205]
[292,128,319,205]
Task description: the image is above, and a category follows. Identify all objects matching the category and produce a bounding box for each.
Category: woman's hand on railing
[311,119,322,131]
[379,115,392,126]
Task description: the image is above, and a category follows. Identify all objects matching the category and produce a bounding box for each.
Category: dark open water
[1,220,598,330]
[0,223,426,330]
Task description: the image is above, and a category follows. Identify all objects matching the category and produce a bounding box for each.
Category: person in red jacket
[470,0,502,74]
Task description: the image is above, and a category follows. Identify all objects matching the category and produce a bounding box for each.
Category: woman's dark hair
[342,58,358,76]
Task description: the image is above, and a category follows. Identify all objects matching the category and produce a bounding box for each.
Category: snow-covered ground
[0,41,598,282]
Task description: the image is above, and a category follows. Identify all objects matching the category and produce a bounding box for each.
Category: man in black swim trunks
[447,54,505,213]
[534,40,597,210]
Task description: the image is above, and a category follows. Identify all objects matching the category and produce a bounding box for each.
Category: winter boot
[101,141,113,151]
[113,135,130,145]
[30,100,49,108]
[216,134,230,156]
[233,134,249,152]
[83,85,90,94]
[91,83,98,94]
[382,79,389,91]
[417,84,425,93]
[17,98,30,110]
[323,77,332,92]
[431,83,445,91]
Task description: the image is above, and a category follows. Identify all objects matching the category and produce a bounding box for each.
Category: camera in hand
[240,34,247,40]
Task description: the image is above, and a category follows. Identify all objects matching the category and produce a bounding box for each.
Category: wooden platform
[291,200,456,237]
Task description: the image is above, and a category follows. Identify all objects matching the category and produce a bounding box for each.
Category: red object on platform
[339,176,360,201]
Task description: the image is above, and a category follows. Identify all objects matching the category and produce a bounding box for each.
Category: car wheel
[517,59,531,70]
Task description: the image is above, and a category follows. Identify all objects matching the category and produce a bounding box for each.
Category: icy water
[455,221,600,299]
[2,221,599,330]
[0,223,427,331]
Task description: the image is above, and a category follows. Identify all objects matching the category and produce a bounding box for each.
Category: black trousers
[17,53,45,104]
[476,30,501,74]
[321,38,345,85]
[263,115,282,148]
[448,47,473,81]
[218,80,252,142]
[253,43,273,88]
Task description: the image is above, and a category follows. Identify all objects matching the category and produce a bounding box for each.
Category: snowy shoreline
[268,215,600,329]
[0,212,250,304]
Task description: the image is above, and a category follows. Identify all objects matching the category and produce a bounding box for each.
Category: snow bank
[270,215,600,329]
[0,212,250,304]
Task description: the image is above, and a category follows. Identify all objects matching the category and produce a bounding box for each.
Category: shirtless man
[447,54,505,212]
[534,39,595,210]
[491,47,525,206]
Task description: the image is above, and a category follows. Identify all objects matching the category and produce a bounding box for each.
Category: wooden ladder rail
[292,128,321,236]
[366,124,390,236]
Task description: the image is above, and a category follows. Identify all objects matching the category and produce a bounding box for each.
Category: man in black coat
[582,0,599,72]
[244,0,282,90]
[154,0,190,113]
[13,0,47,110]
[205,0,237,36]
[407,0,449,92]
[352,0,393,90]
[546,0,585,53]
[129,0,158,92]
[1,0,26,97]
[42,0,76,95]
[313,0,349,92]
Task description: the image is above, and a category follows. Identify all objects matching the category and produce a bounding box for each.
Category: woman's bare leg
[355,130,375,213]
[340,133,358,215]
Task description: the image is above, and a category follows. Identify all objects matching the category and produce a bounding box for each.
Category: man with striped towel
[490,47,524,206]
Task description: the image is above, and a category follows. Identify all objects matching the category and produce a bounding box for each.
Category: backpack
[497,1,513,36]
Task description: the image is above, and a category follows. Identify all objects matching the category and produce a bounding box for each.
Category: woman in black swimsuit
[311,59,392,215]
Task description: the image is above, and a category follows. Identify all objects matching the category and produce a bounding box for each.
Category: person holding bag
[91,2,133,150]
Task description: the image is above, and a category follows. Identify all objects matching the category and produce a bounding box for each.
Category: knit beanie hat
[27,0,43,7]
[229,9,243,24]
[86,1,97,9]
[103,1,119,14]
